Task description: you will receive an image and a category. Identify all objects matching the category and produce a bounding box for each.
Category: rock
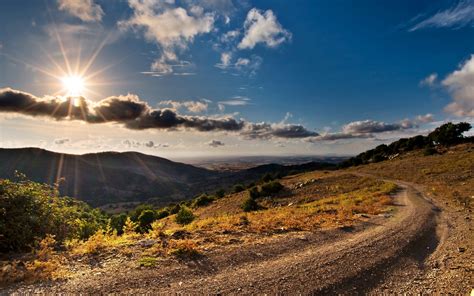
[457,247,466,253]
[137,239,156,248]
[2,264,12,273]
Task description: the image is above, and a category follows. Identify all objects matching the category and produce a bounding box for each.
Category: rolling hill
[0,148,335,206]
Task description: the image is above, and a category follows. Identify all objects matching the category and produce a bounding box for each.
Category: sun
[61,75,85,97]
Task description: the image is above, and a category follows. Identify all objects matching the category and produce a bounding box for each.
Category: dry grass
[348,143,474,208]
[0,235,66,286]
[181,177,396,235]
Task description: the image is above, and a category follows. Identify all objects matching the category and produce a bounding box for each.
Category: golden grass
[179,178,397,235]
[349,143,474,208]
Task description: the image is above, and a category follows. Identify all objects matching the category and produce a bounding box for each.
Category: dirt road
[8,176,459,295]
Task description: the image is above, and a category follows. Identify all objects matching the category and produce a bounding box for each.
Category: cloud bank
[0,88,318,140]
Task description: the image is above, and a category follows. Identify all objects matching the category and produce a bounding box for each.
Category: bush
[109,213,128,235]
[192,194,214,208]
[248,187,260,199]
[175,206,195,225]
[137,210,157,233]
[0,176,107,252]
[241,196,259,212]
[261,173,274,183]
[233,184,245,193]
[215,189,226,198]
[156,209,170,220]
[259,181,284,197]
[129,204,154,222]
[423,146,437,156]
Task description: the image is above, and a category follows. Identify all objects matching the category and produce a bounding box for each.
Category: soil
[3,176,473,295]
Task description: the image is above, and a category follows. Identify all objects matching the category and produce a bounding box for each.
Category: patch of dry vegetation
[348,144,474,208]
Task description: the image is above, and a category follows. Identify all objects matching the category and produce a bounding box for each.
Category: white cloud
[410,0,474,31]
[158,100,209,113]
[218,96,251,111]
[215,54,262,76]
[57,0,104,22]
[419,73,438,87]
[442,54,474,117]
[120,0,215,75]
[416,113,435,123]
[238,8,291,50]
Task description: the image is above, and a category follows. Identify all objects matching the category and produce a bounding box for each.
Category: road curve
[7,178,440,295]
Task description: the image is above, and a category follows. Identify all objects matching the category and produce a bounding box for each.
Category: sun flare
[61,75,85,97]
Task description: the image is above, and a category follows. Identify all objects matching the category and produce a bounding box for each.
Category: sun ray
[80,33,111,78]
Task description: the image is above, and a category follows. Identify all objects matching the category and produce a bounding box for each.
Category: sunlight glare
[61,75,85,97]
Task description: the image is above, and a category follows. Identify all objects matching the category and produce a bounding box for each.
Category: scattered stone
[457,247,466,253]
[137,239,156,248]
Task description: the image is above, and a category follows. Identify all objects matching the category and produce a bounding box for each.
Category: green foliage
[248,187,260,199]
[232,184,245,193]
[175,206,195,225]
[259,181,284,196]
[109,213,127,235]
[261,173,274,183]
[423,146,437,156]
[215,189,226,198]
[241,196,259,212]
[138,256,158,267]
[0,176,107,252]
[192,194,214,208]
[137,210,157,233]
[428,122,471,146]
[129,204,154,222]
[156,209,170,220]
[340,122,472,168]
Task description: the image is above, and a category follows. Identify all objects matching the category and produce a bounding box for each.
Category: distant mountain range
[0,148,336,206]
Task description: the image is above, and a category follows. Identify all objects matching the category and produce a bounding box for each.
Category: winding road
[7,177,443,295]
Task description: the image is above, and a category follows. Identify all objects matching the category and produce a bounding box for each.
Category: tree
[428,122,471,146]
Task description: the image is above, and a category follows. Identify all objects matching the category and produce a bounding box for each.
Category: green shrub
[423,147,437,156]
[215,189,225,198]
[175,206,195,225]
[0,176,107,252]
[233,184,245,193]
[138,209,157,232]
[259,181,284,197]
[241,196,259,212]
[156,209,170,220]
[192,194,214,208]
[109,213,127,235]
[261,173,274,183]
[248,187,260,199]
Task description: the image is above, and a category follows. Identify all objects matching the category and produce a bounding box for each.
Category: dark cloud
[342,120,414,134]
[0,88,244,133]
[307,133,373,142]
[207,140,225,147]
[241,122,319,140]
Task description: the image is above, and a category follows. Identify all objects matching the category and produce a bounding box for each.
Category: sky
[0,0,473,159]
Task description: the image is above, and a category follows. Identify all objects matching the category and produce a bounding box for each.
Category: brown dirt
[5,175,471,295]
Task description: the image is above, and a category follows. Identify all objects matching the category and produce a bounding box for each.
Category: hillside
[1,144,472,294]
[0,148,220,206]
[0,148,335,206]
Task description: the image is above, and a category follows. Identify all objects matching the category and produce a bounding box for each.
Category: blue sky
[0,0,473,158]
